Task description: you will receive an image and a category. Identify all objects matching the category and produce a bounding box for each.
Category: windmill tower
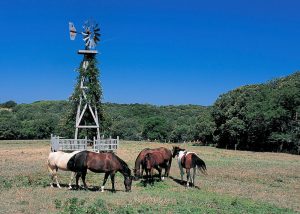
[50,21,118,152]
[69,21,101,140]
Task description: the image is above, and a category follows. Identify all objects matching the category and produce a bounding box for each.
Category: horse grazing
[133,147,172,180]
[141,152,164,184]
[172,146,207,187]
[67,151,133,192]
[47,151,81,189]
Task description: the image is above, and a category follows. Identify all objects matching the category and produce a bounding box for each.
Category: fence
[50,135,87,151]
[93,136,119,152]
[50,134,119,152]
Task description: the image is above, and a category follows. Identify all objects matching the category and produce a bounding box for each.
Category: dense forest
[0,72,299,154]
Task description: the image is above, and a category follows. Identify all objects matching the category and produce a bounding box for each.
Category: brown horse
[133,147,172,180]
[141,152,164,184]
[172,146,207,187]
[67,151,133,192]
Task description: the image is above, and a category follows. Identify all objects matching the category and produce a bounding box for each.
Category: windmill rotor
[82,21,101,49]
[69,20,101,49]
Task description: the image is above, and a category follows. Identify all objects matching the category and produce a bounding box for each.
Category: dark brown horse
[172,146,207,187]
[141,152,164,184]
[133,147,172,180]
[67,151,133,192]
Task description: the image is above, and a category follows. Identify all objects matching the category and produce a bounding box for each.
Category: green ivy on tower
[61,57,105,139]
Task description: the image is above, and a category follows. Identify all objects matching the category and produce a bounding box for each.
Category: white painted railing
[93,136,119,152]
[50,134,119,152]
[51,135,87,151]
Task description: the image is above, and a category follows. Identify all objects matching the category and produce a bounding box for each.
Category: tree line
[0,72,299,154]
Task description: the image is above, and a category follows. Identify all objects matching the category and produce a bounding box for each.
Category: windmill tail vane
[69,22,77,40]
[69,21,101,49]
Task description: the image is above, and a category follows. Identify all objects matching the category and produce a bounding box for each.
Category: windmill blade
[85,39,91,48]
[83,36,90,42]
[69,22,77,40]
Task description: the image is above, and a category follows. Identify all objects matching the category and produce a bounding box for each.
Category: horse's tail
[191,154,207,175]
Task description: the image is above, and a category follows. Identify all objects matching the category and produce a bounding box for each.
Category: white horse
[172,146,207,187]
[47,151,81,189]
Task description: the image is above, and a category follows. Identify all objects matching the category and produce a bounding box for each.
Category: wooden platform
[78,49,98,55]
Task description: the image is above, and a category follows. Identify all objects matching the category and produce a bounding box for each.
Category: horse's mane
[114,154,131,176]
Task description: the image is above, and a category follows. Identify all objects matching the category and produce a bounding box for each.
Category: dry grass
[0,140,299,213]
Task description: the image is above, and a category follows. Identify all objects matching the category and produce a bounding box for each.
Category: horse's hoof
[100,186,105,192]
[162,177,165,180]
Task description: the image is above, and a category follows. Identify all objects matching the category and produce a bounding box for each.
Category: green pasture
[0,140,299,213]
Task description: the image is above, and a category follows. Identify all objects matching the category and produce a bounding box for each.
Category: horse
[47,150,82,189]
[172,146,207,187]
[133,147,172,180]
[141,152,164,184]
[67,151,133,192]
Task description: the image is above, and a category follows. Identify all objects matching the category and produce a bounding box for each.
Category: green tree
[0,100,17,108]
[0,110,20,139]
[142,117,171,141]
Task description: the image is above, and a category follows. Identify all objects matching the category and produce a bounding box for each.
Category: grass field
[0,140,299,213]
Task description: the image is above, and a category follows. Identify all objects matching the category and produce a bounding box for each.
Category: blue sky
[0,0,299,106]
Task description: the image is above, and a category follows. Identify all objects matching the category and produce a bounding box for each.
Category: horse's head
[172,146,184,158]
[133,168,141,181]
[124,176,133,192]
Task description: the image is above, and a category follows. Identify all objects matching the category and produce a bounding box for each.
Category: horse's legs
[53,167,61,189]
[144,168,149,186]
[186,169,191,187]
[101,172,110,192]
[110,173,116,192]
[154,166,162,181]
[166,158,172,177]
[150,168,154,185]
[179,166,184,183]
[141,168,144,179]
[68,172,76,189]
[47,165,55,188]
[192,167,196,187]
[81,170,88,189]
[75,172,82,189]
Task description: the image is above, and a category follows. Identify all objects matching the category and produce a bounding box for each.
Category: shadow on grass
[51,183,123,192]
[136,174,164,187]
[169,176,200,189]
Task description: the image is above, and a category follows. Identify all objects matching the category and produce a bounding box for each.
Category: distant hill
[0,100,211,143]
[0,71,299,154]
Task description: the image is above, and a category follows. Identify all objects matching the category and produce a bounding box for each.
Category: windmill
[50,20,118,152]
[69,20,101,140]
